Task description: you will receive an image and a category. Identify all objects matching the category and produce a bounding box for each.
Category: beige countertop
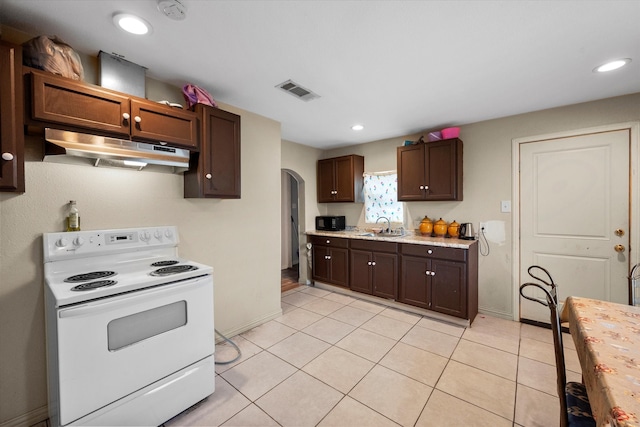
[306,229,477,249]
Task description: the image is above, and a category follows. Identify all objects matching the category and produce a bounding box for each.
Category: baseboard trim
[0,405,48,427]
[214,308,283,342]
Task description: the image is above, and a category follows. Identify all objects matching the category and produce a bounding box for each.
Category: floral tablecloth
[562,296,640,427]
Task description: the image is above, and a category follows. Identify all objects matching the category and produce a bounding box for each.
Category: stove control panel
[43,226,180,262]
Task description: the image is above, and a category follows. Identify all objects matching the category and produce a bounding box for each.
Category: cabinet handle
[427,249,433,254]
[425,270,431,275]
[424,185,429,190]
[2,152,14,161]
[327,255,331,260]
[326,239,330,244]
[205,173,212,179]
[419,185,424,190]
[368,261,372,266]
[372,261,376,266]
[431,271,436,276]
[134,116,142,123]
[122,113,130,120]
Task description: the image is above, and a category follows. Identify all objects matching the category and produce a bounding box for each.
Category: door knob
[2,152,14,161]
[615,229,625,237]
[615,244,625,253]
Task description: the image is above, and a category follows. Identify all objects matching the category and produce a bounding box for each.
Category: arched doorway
[281,169,307,292]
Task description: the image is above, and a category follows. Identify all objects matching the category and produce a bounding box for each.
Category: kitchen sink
[357,231,409,239]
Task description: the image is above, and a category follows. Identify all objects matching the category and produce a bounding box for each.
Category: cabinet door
[334,156,355,202]
[350,249,373,294]
[328,247,349,288]
[425,139,462,201]
[398,255,430,308]
[184,105,241,198]
[312,246,330,283]
[430,259,466,318]
[372,252,397,299]
[30,69,130,136]
[397,145,426,201]
[130,99,198,149]
[317,158,336,202]
[0,42,25,192]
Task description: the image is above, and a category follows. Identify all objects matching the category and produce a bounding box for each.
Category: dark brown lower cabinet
[399,243,477,322]
[309,234,478,322]
[310,236,349,288]
[350,250,398,299]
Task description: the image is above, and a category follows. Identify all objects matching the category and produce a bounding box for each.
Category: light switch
[501,200,511,213]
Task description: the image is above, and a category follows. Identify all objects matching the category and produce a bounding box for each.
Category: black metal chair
[520,266,595,427]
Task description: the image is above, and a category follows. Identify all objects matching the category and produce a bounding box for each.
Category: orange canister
[433,218,448,237]
[448,220,460,238]
[418,216,433,236]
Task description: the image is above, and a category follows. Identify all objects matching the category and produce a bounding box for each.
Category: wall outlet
[479,221,487,232]
[501,200,511,213]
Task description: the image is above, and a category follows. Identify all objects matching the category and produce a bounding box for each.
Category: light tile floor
[165,285,580,427]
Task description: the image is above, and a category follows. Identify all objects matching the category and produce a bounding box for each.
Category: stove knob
[154,230,162,240]
[73,237,85,246]
[140,231,151,242]
[55,238,68,248]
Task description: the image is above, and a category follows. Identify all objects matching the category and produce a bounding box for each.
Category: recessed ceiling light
[113,13,152,35]
[351,124,364,131]
[593,58,631,73]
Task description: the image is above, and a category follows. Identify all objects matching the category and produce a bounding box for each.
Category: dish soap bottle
[66,200,80,231]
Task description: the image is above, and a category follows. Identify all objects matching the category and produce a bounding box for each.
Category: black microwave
[315,216,346,231]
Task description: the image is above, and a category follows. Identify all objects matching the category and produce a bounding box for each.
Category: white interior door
[519,129,631,323]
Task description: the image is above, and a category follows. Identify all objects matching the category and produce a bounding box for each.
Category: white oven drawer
[55,275,214,426]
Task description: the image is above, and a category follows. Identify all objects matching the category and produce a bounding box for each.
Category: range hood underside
[43,128,191,171]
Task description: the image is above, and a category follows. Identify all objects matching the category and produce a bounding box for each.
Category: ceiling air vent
[276,80,320,102]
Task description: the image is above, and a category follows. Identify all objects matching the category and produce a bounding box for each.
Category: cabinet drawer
[309,235,349,248]
[350,239,398,253]
[400,244,466,261]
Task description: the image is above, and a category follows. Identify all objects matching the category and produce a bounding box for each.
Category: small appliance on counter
[460,222,475,240]
[316,215,346,231]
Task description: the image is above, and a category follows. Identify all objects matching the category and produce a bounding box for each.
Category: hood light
[593,58,631,73]
[113,13,152,35]
[123,160,148,168]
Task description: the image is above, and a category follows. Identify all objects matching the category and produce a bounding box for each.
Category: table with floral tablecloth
[562,296,640,427]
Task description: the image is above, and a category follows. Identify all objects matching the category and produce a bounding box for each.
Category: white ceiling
[1,0,638,149]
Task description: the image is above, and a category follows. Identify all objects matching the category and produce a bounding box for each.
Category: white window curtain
[363,171,403,223]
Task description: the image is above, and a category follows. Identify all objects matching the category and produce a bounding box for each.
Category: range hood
[44,128,190,171]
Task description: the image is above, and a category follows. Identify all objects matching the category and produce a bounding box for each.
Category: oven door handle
[58,276,211,319]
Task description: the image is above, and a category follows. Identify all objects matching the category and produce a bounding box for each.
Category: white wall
[322,93,640,319]
[280,139,324,284]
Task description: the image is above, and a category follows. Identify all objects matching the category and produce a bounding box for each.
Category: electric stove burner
[64,271,117,283]
[151,260,180,267]
[150,265,198,276]
[71,280,118,291]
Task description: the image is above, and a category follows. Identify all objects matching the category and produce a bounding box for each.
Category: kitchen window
[363,171,403,223]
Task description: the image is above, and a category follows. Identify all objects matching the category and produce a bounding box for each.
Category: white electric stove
[43,226,215,427]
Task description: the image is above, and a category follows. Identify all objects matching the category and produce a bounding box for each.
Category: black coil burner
[71,280,118,291]
[64,271,116,283]
[150,265,198,276]
[151,260,180,267]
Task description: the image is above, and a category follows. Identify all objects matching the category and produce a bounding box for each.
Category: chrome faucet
[376,216,391,233]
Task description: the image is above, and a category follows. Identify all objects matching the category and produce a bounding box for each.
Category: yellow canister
[433,218,448,237]
[448,220,460,238]
[418,216,433,236]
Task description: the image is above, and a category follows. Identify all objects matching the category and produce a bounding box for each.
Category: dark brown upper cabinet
[184,104,241,199]
[0,42,25,192]
[397,139,463,201]
[317,154,364,203]
[27,69,199,150]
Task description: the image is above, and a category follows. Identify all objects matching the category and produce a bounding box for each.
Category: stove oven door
[55,275,214,426]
